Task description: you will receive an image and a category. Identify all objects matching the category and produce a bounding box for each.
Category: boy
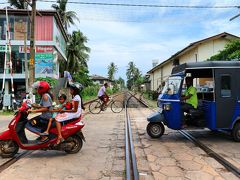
[40,94,67,136]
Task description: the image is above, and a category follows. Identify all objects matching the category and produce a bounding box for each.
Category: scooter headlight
[164,103,171,111]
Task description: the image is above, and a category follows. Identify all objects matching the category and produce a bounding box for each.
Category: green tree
[208,40,240,61]
[116,77,125,89]
[126,61,143,90]
[52,0,79,30]
[65,30,90,75]
[73,66,93,87]
[8,0,27,9]
[107,62,118,81]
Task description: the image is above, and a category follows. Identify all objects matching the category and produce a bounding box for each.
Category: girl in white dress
[55,82,84,144]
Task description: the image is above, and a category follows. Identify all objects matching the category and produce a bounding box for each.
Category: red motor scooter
[0,100,85,158]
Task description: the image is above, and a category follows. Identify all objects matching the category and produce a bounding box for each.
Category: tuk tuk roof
[172,61,240,76]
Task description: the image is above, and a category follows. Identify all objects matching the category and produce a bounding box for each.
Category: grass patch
[0,111,15,116]
[82,95,97,102]
[141,92,158,109]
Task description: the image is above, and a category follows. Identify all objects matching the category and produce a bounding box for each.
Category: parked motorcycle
[0,100,85,158]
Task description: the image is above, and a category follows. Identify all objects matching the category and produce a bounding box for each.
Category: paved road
[0,109,126,180]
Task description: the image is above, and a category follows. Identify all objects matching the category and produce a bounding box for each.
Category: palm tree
[107,62,118,81]
[8,0,27,9]
[66,30,90,74]
[126,61,136,89]
[126,61,142,90]
[117,77,125,89]
[52,0,79,30]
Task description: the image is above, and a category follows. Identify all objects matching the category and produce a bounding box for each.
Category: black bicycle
[89,97,123,114]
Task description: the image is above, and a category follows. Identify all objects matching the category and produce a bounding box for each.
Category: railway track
[133,94,240,178]
[0,151,32,173]
[178,130,240,178]
[125,102,138,180]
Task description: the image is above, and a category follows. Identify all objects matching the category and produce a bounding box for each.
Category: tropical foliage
[73,66,92,87]
[65,30,90,74]
[107,62,118,81]
[34,77,57,88]
[52,0,79,30]
[8,0,27,9]
[208,40,240,61]
[126,61,144,90]
[116,77,125,89]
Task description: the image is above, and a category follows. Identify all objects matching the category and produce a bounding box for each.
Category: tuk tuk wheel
[232,122,240,142]
[146,122,165,138]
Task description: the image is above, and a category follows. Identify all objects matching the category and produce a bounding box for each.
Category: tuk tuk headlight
[164,103,171,111]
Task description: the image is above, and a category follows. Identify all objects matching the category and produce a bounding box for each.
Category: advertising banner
[14,20,26,40]
[35,53,53,74]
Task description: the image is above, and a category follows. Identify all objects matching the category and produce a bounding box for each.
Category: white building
[147,32,239,91]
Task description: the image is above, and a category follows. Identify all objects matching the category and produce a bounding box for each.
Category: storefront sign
[36,46,53,53]
[19,46,30,53]
[19,46,53,53]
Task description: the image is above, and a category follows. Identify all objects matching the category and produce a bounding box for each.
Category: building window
[220,75,231,97]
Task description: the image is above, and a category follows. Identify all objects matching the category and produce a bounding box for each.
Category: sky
[1,0,240,81]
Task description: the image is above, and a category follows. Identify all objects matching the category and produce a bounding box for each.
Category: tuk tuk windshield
[162,76,182,95]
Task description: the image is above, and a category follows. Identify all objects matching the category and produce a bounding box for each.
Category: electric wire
[36,0,240,9]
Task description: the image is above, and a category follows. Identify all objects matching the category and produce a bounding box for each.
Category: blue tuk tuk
[146,61,240,142]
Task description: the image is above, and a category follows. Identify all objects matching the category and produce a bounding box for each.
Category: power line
[37,0,240,9]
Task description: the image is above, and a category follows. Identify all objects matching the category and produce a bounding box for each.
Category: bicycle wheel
[89,100,102,114]
[111,100,123,113]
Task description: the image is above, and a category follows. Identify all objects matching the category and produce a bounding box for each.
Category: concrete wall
[198,38,230,61]
[150,61,172,91]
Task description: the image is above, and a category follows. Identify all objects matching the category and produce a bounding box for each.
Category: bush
[35,77,57,88]
[81,85,99,100]
[146,90,159,100]
[34,77,58,103]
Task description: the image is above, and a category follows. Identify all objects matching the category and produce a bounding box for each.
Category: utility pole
[29,0,36,96]
[24,31,28,93]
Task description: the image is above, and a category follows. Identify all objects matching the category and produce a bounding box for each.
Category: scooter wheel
[0,140,19,158]
[64,135,83,154]
[146,122,165,138]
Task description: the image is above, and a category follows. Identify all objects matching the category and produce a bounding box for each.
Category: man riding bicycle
[97,83,109,110]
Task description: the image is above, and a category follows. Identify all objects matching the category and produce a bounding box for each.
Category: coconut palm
[116,77,125,89]
[107,62,118,81]
[52,0,79,30]
[126,61,142,90]
[8,0,27,9]
[66,30,90,74]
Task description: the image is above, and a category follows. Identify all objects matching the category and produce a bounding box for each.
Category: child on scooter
[54,82,84,144]
[40,94,67,137]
